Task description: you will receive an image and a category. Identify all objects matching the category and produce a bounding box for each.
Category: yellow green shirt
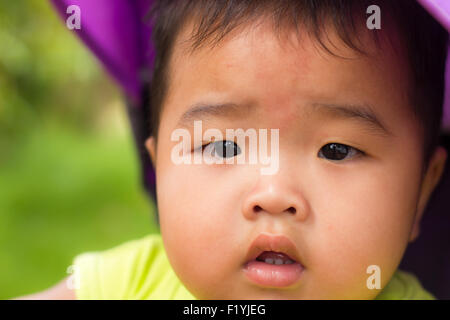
[72,233,434,300]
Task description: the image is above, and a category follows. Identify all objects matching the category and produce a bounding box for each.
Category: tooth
[265,258,274,264]
[275,259,283,265]
[284,260,294,264]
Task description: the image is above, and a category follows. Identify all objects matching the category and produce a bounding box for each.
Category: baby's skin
[145,19,447,299]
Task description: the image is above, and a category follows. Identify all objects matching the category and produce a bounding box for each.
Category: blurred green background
[0,1,158,299]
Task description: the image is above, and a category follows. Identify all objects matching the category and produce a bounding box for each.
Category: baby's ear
[145,136,157,166]
[409,146,447,242]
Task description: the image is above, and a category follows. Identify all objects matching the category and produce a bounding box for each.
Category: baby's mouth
[242,233,305,287]
[255,251,296,265]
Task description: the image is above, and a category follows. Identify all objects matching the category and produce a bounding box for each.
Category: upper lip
[244,233,303,265]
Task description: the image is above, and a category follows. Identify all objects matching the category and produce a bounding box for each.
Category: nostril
[253,205,296,214]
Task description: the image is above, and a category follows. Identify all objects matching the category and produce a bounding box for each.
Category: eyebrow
[309,103,392,137]
[177,101,392,137]
[177,102,252,127]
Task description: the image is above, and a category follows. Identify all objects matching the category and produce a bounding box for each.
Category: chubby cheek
[156,162,245,297]
[306,158,422,298]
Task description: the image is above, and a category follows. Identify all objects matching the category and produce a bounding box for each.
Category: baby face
[146,20,445,299]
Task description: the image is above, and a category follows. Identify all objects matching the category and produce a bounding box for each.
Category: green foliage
[0,1,157,298]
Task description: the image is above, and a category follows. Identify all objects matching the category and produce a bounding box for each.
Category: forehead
[163,18,415,133]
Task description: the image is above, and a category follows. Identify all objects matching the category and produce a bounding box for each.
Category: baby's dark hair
[146,0,448,170]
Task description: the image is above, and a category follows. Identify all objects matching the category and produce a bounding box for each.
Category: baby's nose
[241,177,310,222]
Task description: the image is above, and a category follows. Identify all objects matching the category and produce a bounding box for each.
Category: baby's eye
[318,143,362,161]
[203,140,241,158]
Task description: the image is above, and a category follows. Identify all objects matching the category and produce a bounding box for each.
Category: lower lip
[243,260,304,287]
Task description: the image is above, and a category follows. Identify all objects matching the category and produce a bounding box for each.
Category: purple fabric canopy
[51,0,155,105]
[50,0,450,299]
